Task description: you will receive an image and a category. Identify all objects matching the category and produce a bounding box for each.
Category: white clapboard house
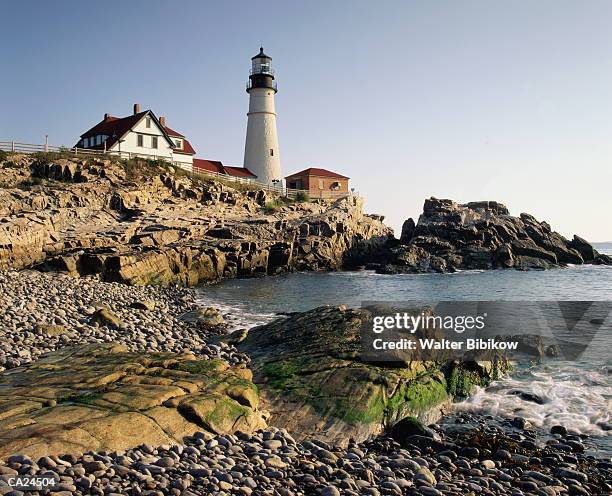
[75,103,196,171]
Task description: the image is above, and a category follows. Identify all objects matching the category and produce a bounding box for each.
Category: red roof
[170,136,196,155]
[224,166,257,178]
[162,125,184,138]
[192,160,257,179]
[285,167,349,180]
[76,111,195,155]
[78,111,153,151]
[193,159,225,174]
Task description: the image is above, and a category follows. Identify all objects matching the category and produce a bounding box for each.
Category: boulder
[181,306,225,326]
[89,308,124,329]
[390,416,437,441]
[237,305,509,445]
[399,218,415,244]
[0,344,265,458]
[34,324,67,336]
[130,300,156,311]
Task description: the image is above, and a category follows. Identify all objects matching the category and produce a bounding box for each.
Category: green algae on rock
[238,305,510,445]
[0,343,265,459]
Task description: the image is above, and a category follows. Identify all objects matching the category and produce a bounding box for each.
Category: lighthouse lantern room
[243,47,282,185]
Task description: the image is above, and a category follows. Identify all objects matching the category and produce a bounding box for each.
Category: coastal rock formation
[0,343,265,459]
[378,197,611,273]
[238,305,509,445]
[0,154,392,284]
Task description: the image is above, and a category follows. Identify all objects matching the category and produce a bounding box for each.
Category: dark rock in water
[375,197,610,273]
[546,344,560,358]
[512,334,546,359]
[569,235,597,262]
[512,417,531,429]
[551,425,568,436]
[508,390,546,405]
[593,253,612,265]
[390,416,436,442]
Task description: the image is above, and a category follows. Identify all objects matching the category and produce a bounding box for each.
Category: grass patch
[122,157,172,180]
[173,167,262,192]
[18,177,43,189]
[263,196,296,213]
[58,391,103,405]
[294,190,310,202]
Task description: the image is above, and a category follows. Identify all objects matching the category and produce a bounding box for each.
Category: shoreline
[0,269,610,495]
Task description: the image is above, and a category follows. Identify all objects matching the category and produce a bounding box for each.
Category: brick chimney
[133,103,140,115]
[159,116,166,127]
[104,113,110,120]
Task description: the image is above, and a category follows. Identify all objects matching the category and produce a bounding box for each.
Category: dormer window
[174,139,182,149]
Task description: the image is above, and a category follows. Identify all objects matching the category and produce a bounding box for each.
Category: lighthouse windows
[270,148,274,156]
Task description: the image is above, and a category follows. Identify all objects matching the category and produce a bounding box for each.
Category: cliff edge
[0,153,392,284]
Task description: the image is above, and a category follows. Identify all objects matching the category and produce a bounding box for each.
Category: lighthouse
[243,47,281,185]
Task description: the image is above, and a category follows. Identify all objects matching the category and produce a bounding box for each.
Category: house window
[270,148,274,156]
[137,134,144,147]
[146,117,151,128]
[174,139,182,149]
[319,179,324,189]
[151,136,158,149]
[96,135,102,145]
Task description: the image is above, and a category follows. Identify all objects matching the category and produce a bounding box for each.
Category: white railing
[1,139,357,200]
[0,140,174,162]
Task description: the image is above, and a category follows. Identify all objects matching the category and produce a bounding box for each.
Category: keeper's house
[285,168,350,198]
[76,104,255,180]
[76,103,196,171]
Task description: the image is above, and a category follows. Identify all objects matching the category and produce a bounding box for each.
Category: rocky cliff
[377,198,611,273]
[0,153,392,284]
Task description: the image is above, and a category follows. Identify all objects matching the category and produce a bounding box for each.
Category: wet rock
[550,425,567,436]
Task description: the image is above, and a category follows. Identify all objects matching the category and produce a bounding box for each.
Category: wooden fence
[0,140,356,199]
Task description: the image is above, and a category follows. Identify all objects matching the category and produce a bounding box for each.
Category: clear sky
[2,1,611,241]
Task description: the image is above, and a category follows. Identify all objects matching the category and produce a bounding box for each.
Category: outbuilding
[285,168,350,198]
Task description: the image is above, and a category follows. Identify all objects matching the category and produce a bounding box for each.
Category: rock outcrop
[377,198,611,273]
[0,343,265,458]
[0,154,392,284]
[237,305,509,445]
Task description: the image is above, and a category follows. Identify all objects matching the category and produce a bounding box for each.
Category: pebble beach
[0,270,610,495]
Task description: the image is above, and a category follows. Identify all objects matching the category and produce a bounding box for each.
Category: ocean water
[197,245,612,455]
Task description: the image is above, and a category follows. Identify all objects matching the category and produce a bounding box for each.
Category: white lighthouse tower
[243,47,281,185]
